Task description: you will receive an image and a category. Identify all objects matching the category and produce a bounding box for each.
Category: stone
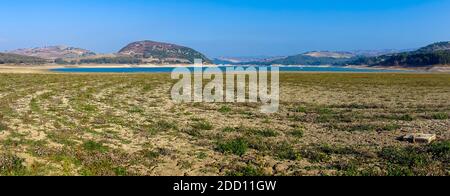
[402,133,437,144]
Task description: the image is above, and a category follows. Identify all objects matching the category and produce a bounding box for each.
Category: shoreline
[0,64,448,74]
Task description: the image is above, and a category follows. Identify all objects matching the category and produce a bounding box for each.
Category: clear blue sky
[1,0,449,57]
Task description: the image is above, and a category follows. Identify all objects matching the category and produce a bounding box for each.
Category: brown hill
[9,46,96,60]
[118,40,211,64]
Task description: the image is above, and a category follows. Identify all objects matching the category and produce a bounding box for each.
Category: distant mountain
[348,42,450,67]
[213,50,415,66]
[303,51,355,58]
[220,51,358,65]
[269,53,355,65]
[9,46,96,60]
[350,49,414,57]
[0,53,48,64]
[118,40,211,64]
[213,56,285,64]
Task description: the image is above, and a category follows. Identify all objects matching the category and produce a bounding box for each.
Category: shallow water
[50,66,414,73]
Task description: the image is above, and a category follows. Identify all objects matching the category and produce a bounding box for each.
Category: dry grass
[0,72,449,176]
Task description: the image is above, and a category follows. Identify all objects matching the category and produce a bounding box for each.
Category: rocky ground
[0,72,448,176]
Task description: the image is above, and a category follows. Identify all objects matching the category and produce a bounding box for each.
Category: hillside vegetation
[0,53,48,64]
[349,42,450,67]
[119,40,211,64]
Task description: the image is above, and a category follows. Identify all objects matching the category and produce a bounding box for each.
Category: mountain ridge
[9,45,96,60]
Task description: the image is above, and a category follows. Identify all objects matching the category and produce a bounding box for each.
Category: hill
[348,42,450,67]
[118,40,211,64]
[0,53,48,64]
[213,56,285,64]
[415,41,450,53]
[303,51,355,58]
[227,51,356,65]
[9,46,96,60]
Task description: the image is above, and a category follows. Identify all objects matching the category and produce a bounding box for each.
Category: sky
[0,0,450,57]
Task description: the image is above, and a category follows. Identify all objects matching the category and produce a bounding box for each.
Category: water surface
[50,66,414,73]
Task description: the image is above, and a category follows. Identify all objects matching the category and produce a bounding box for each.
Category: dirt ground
[0,72,448,176]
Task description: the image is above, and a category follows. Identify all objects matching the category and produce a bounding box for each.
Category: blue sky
[0,0,449,57]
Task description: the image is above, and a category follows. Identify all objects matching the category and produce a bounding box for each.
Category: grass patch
[290,128,304,138]
[191,120,213,131]
[0,122,7,131]
[379,147,430,167]
[128,106,144,114]
[226,165,266,176]
[217,138,248,156]
[0,154,27,176]
[432,113,449,120]
[82,140,109,153]
[151,120,177,133]
[378,124,401,132]
[253,129,279,137]
[292,106,307,113]
[427,141,450,161]
[218,105,232,113]
[275,142,301,160]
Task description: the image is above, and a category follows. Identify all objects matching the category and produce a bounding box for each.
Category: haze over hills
[8,46,96,60]
[348,42,450,67]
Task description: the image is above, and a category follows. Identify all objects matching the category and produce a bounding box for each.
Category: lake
[50,66,414,73]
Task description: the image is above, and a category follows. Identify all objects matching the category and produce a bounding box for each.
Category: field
[0,72,449,176]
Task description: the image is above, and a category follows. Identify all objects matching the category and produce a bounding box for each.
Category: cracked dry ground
[0,73,449,176]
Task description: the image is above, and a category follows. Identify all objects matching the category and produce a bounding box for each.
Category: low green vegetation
[82,140,109,152]
[432,113,449,120]
[0,53,48,64]
[227,165,266,176]
[217,138,248,156]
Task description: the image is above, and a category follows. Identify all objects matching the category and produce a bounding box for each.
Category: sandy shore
[0,64,216,73]
[0,64,448,73]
